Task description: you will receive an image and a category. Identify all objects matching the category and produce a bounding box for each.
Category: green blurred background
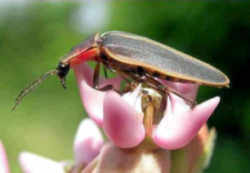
[0,1,249,172]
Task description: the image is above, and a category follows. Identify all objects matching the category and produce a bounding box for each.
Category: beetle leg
[164,84,196,107]
[96,84,124,95]
[113,69,131,81]
[92,64,123,93]
[103,65,108,79]
[97,84,113,91]
[122,81,140,93]
[93,63,114,91]
[123,71,195,107]
[93,62,100,88]
[144,74,196,108]
[115,70,142,94]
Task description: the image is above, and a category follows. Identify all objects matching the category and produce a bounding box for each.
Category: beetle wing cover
[100,31,229,87]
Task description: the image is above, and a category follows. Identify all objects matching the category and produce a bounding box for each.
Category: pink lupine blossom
[19,152,65,173]
[0,141,10,173]
[74,119,104,166]
[18,118,103,173]
[72,62,219,150]
[1,118,216,173]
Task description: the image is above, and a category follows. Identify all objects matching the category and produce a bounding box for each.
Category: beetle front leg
[93,62,111,90]
[92,63,121,93]
[93,62,100,88]
[103,65,108,79]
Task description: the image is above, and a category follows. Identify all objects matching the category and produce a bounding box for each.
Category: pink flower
[18,118,103,173]
[72,62,220,150]
[74,119,104,167]
[19,152,65,173]
[0,141,10,173]
[1,118,216,173]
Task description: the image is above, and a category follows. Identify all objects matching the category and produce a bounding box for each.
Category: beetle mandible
[13,31,230,110]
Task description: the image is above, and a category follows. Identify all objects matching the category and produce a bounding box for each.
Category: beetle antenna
[12,69,58,111]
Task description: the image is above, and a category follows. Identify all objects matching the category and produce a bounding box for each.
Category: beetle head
[56,62,70,89]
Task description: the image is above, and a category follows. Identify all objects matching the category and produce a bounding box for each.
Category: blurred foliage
[0,1,249,172]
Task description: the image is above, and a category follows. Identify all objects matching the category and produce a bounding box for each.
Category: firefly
[13,31,230,110]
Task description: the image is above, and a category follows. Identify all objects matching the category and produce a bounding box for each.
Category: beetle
[12,31,230,110]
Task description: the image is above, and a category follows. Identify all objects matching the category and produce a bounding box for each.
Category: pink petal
[74,119,104,165]
[72,63,121,126]
[153,96,220,150]
[72,63,94,86]
[75,78,105,126]
[0,141,10,173]
[103,91,145,148]
[19,152,64,173]
[121,84,144,114]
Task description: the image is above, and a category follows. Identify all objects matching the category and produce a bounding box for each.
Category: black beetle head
[56,62,70,89]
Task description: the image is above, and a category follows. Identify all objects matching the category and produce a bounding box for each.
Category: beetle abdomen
[100,31,229,87]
